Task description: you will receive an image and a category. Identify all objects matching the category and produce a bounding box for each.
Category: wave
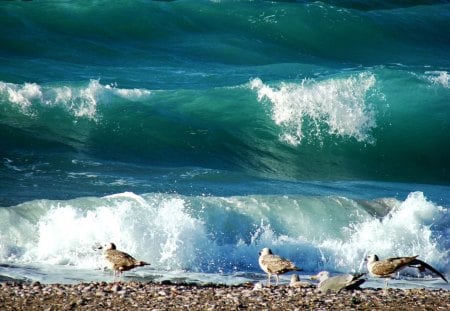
[1,65,450,183]
[1,1,449,69]
[308,0,450,11]
[0,191,448,277]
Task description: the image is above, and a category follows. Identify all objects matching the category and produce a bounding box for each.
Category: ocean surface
[1,0,449,289]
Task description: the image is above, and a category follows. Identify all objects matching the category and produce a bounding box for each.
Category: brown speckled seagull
[99,242,150,282]
[365,254,447,287]
[258,247,302,286]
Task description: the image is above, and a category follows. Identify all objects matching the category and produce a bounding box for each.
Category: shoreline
[1,281,449,310]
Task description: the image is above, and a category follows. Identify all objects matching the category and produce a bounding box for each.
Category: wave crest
[250,72,378,145]
[0,80,152,120]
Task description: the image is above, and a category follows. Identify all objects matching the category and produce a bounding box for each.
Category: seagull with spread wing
[365,254,448,287]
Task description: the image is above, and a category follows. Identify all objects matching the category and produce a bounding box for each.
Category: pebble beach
[1,281,449,310]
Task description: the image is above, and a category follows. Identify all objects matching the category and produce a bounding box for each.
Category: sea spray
[0,80,151,120]
[318,192,449,273]
[250,72,378,145]
[1,191,447,277]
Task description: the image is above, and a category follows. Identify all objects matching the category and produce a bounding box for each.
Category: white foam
[250,73,377,145]
[105,191,148,205]
[318,192,449,273]
[1,80,152,120]
[0,81,42,113]
[108,85,151,100]
[425,71,449,88]
[0,191,447,280]
[0,193,209,271]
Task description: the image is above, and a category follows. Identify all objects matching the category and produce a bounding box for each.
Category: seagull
[365,254,448,287]
[290,274,313,288]
[310,271,365,293]
[99,242,150,282]
[258,247,302,286]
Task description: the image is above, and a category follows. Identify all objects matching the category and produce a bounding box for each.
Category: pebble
[0,281,449,310]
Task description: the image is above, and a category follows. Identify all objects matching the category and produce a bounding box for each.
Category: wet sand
[1,281,449,310]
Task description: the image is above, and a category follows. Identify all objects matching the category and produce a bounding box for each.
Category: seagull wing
[320,274,365,292]
[371,256,417,276]
[343,273,366,290]
[106,250,139,268]
[319,276,345,292]
[262,254,301,274]
[409,259,448,283]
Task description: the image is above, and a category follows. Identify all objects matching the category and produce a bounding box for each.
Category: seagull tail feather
[345,278,366,291]
[353,273,366,279]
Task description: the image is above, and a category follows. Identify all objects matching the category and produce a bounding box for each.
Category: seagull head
[259,247,272,256]
[310,271,330,282]
[365,254,379,263]
[99,242,116,251]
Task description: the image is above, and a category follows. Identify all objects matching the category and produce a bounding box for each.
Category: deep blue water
[0,0,449,287]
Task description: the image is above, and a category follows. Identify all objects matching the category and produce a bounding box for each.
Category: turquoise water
[0,0,449,288]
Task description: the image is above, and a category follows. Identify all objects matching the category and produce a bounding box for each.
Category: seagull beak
[92,242,103,251]
[310,275,318,280]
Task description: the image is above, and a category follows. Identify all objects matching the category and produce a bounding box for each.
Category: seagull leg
[275,274,279,286]
[384,279,389,292]
[267,273,271,287]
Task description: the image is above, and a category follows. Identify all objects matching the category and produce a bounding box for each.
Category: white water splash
[318,192,449,273]
[0,193,209,271]
[0,82,43,114]
[425,71,449,88]
[0,80,152,120]
[250,72,377,145]
[0,191,447,284]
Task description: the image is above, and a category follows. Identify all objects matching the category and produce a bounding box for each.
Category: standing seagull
[258,247,302,286]
[365,254,448,287]
[99,242,150,282]
[310,271,365,293]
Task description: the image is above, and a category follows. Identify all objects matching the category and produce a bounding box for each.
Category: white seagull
[310,271,365,293]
